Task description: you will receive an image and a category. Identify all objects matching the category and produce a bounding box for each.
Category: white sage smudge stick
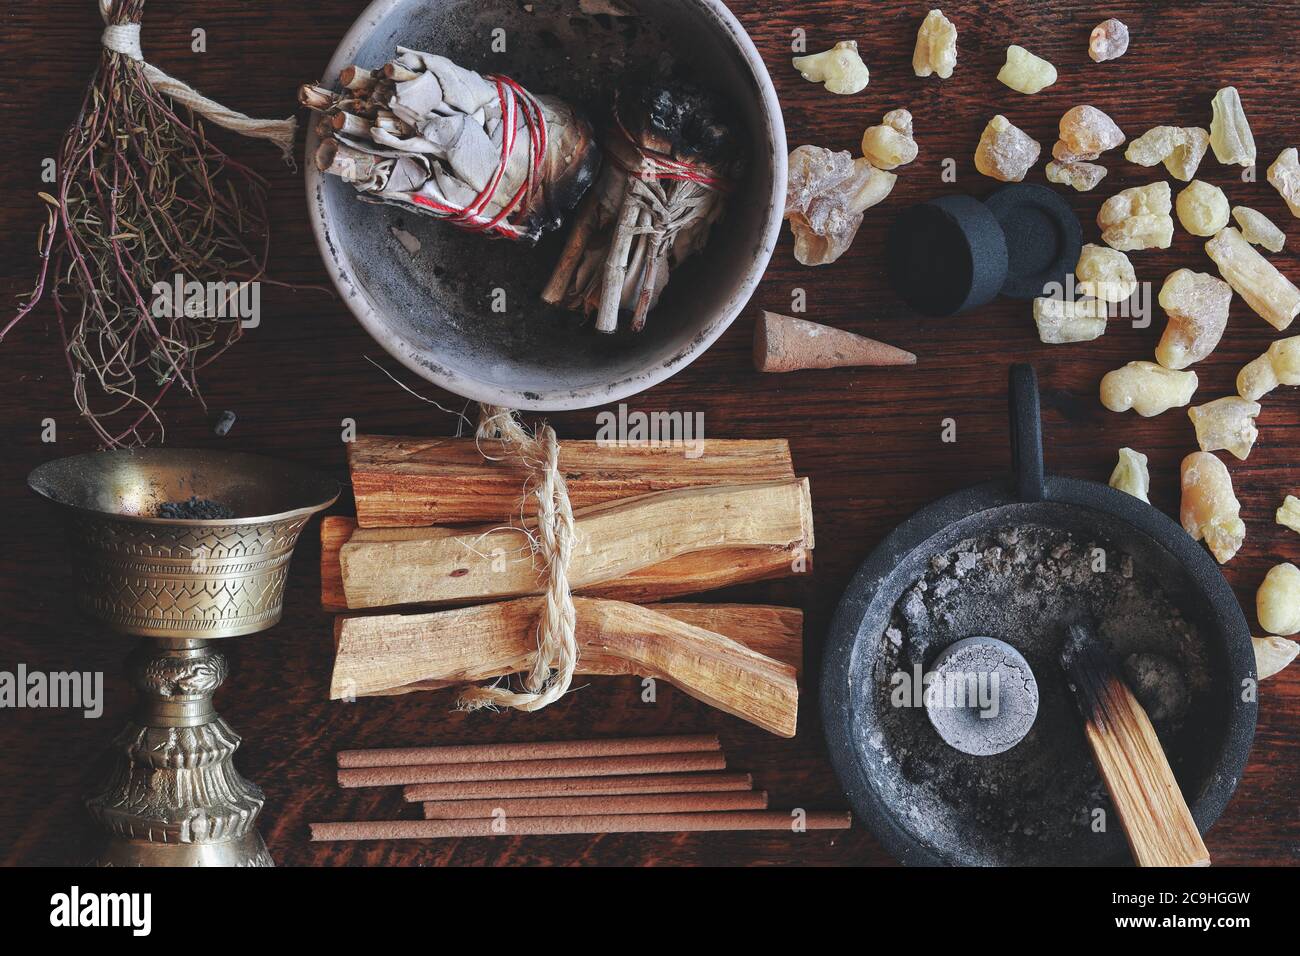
[542,82,737,333]
[300,50,600,242]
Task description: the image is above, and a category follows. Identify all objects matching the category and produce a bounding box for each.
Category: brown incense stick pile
[310,734,851,841]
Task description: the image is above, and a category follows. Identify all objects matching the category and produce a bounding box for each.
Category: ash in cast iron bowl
[821,366,1256,866]
[306,0,786,410]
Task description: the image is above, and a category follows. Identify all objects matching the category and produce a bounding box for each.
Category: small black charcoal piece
[983,184,1082,300]
[157,496,236,520]
[885,195,1008,317]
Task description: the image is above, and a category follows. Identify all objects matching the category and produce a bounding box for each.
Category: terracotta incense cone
[753,311,916,373]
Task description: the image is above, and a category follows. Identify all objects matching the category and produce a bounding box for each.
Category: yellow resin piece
[997,45,1057,94]
[1254,636,1299,679]
[793,42,869,95]
[1054,106,1124,162]
[1075,244,1136,303]
[1188,397,1261,461]
[1033,296,1106,344]
[1180,452,1245,564]
[1108,447,1150,503]
[1175,180,1230,237]
[1155,268,1232,369]
[1277,495,1300,534]
[913,9,957,79]
[1098,182,1173,251]
[1257,563,1300,636]
[1232,206,1286,253]
[1100,361,1197,417]
[1125,126,1210,181]
[1209,87,1256,167]
[1267,147,1300,218]
[1237,336,1300,401]
[974,115,1040,182]
[1205,227,1300,331]
[1089,18,1129,63]
[861,110,918,170]
[1046,160,1107,192]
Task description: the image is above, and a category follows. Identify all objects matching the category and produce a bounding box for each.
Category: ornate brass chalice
[29,449,338,867]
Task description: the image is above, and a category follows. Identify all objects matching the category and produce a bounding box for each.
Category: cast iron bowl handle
[1009,363,1045,502]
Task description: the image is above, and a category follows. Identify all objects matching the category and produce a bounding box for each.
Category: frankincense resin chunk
[1046,160,1107,192]
[861,110,918,170]
[784,146,895,266]
[1176,180,1230,237]
[1180,452,1245,564]
[1238,336,1300,400]
[1267,147,1300,218]
[1257,563,1300,636]
[1188,397,1261,461]
[1109,447,1150,502]
[1209,87,1256,167]
[1232,206,1286,252]
[793,42,869,95]
[1075,244,1136,303]
[997,45,1057,94]
[1033,296,1106,343]
[1155,269,1232,369]
[1100,361,1197,416]
[1125,126,1210,181]
[1278,495,1300,534]
[1055,106,1124,161]
[975,115,1040,182]
[913,9,957,79]
[1205,227,1300,330]
[1255,635,1300,679]
[1098,181,1173,251]
[1089,18,1130,62]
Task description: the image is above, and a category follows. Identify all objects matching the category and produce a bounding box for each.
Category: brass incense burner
[29,449,338,867]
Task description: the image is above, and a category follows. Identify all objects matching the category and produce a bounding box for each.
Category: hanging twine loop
[98,0,297,161]
[457,405,578,712]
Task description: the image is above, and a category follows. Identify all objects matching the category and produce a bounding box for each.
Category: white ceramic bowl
[305,0,785,411]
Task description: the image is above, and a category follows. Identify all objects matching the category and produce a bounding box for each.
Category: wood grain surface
[1,0,1297,866]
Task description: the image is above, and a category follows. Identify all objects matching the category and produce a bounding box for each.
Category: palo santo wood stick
[338,734,721,769]
[338,751,726,788]
[339,479,814,610]
[1062,625,1210,868]
[310,810,853,841]
[754,311,917,373]
[403,772,753,802]
[348,434,794,527]
[422,790,768,819]
[332,598,800,736]
[320,517,808,612]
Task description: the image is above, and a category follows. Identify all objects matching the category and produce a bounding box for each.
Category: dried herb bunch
[3,0,273,446]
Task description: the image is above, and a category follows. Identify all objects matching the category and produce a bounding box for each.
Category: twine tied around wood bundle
[457,405,578,712]
[98,0,297,160]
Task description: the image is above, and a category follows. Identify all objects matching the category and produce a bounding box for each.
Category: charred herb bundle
[4,0,293,446]
[301,50,600,243]
[542,81,738,333]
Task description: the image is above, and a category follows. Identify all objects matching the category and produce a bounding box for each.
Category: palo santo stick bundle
[421,791,768,819]
[331,599,800,736]
[310,811,852,841]
[339,733,720,769]
[349,435,794,527]
[402,772,754,802]
[338,751,727,789]
[338,478,813,609]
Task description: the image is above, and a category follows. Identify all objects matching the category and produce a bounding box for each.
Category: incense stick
[338,734,721,769]
[338,751,726,788]
[401,772,754,802]
[421,791,768,819]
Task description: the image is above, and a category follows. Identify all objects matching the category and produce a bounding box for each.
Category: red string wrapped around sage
[542,82,738,333]
[301,50,600,243]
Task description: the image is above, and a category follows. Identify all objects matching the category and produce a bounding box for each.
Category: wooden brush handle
[1066,638,1210,867]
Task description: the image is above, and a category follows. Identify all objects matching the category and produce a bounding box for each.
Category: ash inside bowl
[867,523,1217,866]
[156,497,235,520]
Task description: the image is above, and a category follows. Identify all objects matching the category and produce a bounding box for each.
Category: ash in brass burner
[29,449,339,867]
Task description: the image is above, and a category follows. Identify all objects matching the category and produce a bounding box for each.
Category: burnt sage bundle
[4,0,297,446]
[542,82,738,333]
[300,50,600,243]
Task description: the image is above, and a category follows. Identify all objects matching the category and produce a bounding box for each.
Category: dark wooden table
[1,0,1297,867]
